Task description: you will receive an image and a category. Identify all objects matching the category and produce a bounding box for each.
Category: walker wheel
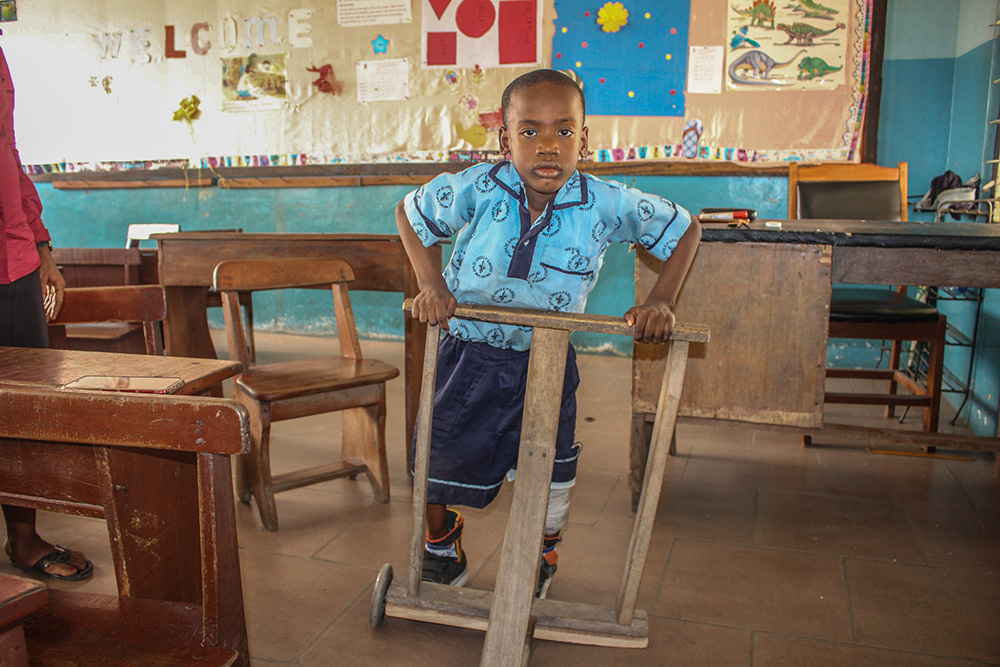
[370,563,393,628]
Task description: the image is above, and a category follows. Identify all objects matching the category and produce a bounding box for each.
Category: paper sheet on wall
[357,58,409,102]
[687,46,723,94]
[337,0,412,27]
[421,0,541,69]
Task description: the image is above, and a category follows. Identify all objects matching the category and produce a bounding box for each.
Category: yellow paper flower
[597,2,629,33]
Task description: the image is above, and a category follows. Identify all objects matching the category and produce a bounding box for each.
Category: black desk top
[701,220,1000,251]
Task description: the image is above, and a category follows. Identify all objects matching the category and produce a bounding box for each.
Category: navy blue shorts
[415,334,581,509]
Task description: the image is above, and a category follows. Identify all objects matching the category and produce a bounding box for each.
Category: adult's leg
[0,271,91,579]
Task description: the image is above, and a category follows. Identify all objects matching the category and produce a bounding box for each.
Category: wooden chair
[50,248,160,354]
[213,257,400,531]
[126,224,257,361]
[789,162,946,436]
[47,285,167,356]
[0,387,250,665]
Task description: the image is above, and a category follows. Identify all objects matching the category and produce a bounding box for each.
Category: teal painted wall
[36,173,786,354]
[875,0,1000,437]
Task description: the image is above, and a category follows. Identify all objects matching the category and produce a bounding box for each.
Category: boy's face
[498,82,588,209]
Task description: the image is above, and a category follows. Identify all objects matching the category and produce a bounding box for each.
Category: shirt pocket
[536,244,596,279]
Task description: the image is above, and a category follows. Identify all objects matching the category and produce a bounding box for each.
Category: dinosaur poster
[726,0,848,90]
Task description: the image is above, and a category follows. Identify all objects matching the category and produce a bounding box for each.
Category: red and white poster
[421,0,541,69]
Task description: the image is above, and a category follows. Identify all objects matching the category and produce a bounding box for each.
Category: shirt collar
[488,161,589,211]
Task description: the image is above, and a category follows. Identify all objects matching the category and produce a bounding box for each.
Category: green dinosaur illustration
[797,56,843,79]
[792,0,839,19]
[776,21,846,45]
[732,0,777,28]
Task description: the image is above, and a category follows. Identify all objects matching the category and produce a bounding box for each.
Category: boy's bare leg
[426,503,449,540]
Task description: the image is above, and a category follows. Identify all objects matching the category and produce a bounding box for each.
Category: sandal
[10,545,93,581]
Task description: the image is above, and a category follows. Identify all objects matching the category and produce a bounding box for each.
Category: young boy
[395,69,700,596]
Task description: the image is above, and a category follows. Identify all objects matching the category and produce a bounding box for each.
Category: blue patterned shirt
[403,161,692,350]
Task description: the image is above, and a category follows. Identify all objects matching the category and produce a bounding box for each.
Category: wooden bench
[0,574,48,667]
[50,248,160,354]
[0,386,251,665]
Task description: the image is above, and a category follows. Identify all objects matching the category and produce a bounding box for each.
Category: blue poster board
[551,0,690,117]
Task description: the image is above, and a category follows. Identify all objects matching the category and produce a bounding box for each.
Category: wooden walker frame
[371,302,709,666]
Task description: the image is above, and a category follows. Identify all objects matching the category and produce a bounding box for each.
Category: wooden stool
[371,302,709,666]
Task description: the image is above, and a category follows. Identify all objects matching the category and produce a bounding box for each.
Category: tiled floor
[5,332,1000,666]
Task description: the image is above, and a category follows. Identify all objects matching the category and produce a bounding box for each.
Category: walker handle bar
[402,299,709,343]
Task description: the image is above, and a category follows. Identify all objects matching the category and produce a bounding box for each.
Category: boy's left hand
[624,300,675,344]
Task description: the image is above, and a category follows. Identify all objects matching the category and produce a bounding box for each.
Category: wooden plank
[617,340,689,625]
[0,437,104,516]
[360,175,436,186]
[386,581,648,648]
[156,234,412,290]
[634,242,829,427]
[824,392,930,407]
[197,451,249,661]
[52,178,214,189]
[832,246,1000,288]
[481,327,569,667]
[408,327,441,598]
[404,300,710,342]
[0,388,249,455]
[102,445,203,603]
[799,423,1000,451]
[222,176,361,188]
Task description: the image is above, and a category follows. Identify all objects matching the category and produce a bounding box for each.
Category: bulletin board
[2,0,873,173]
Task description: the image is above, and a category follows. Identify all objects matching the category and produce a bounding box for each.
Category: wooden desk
[154,232,441,451]
[0,346,238,397]
[631,220,1000,505]
[0,348,248,664]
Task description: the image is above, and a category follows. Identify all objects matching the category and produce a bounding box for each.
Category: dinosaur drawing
[789,0,838,19]
[731,25,761,49]
[728,49,806,85]
[776,21,845,45]
[798,56,842,79]
[731,0,777,29]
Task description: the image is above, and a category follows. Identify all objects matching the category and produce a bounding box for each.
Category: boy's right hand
[410,282,457,330]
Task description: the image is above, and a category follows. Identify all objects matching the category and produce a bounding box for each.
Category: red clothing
[0,46,49,284]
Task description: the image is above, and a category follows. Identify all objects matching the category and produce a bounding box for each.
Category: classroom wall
[33,1,1000,436]
[875,0,1000,437]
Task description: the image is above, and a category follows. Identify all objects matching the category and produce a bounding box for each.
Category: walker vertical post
[480,326,570,666]
[616,340,690,624]
[407,325,442,598]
